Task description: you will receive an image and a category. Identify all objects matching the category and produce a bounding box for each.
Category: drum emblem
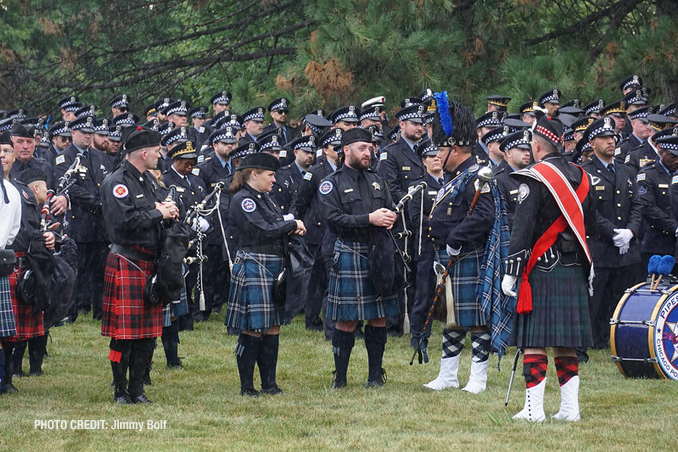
[655,293,678,379]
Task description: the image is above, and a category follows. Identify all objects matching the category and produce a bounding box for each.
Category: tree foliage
[0,0,675,118]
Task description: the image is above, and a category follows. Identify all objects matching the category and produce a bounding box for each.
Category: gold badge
[372,182,381,191]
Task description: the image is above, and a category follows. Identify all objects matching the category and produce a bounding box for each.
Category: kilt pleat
[436,248,485,327]
[0,275,16,338]
[510,264,593,348]
[326,240,399,321]
[225,251,282,332]
[101,251,162,339]
[7,258,45,341]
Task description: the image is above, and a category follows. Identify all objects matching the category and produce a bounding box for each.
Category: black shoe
[114,390,133,405]
[28,370,44,377]
[260,385,283,395]
[1,383,19,394]
[132,393,153,404]
[211,305,222,314]
[576,348,589,363]
[365,368,387,388]
[12,371,23,379]
[332,371,346,390]
[167,362,183,369]
[240,387,259,397]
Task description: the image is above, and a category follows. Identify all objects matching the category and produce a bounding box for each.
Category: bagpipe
[410,166,494,366]
[52,154,87,231]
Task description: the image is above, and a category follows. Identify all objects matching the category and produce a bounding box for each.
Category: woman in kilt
[0,150,22,393]
[226,152,306,396]
[502,116,596,422]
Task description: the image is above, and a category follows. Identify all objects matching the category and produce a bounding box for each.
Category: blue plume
[659,255,675,276]
[648,255,661,274]
[434,91,454,137]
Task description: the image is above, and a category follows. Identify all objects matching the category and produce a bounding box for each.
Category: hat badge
[491,111,498,120]
[503,125,510,135]
[633,75,639,84]
[417,105,425,115]
[70,96,76,102]
[335,129,342,137]
[181,101,186,109]
[186,141,195,152]
[604,117,612,129]
[573,99,580,108]
[248,143,256,151]
[102,119,109,127]
[116,126,123,133]
[64,121,70,127]
[598,100,604,109]
[523,130,531,141]
[621,101,626,110]
[222,91,228,98]
[281,99,287,107]
[86,117,93,126]
[226,127,233,134]
[553,89,558,97]
[349,106,355,113]
[271,135,278,144]
[673,128,678,137]
[122,94,128,103]
[257,108,263,115]
[309,136,315,145]
[180,127,187,136]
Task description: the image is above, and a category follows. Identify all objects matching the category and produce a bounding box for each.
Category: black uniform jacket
[493,160,521,229]
[294,155,335,245]
[637,161,678,256]
[376,137,425,204]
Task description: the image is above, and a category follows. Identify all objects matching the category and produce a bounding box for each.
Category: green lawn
[2,315,676,451]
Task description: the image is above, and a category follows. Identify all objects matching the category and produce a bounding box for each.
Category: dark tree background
[0,0,675,118]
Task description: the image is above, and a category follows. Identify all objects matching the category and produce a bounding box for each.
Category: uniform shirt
[319,164,394,243]
[228,183,297,249]
[100,160,164,253]
[428,157,495,250]
[0,180,22,248]
[53,144,110,243]
[196,153,232,191]
[9,156,55,191]
[262,123,298,145]
[376,137,425,204]
[294,155,336,245]
[493,160,521,229]
[8,181,42,252]
[407,172,444,260]
[582,156,642,267]
[637,161,678,255]
[506,153,596,276]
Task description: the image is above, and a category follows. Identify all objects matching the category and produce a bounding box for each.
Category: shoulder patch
[636,173,646,182]
[55,155,66,165]
[518,183,530,203]
[672,175,678,185]
[319,180,334,195]
[614,147,621,156]
[380,152,387,161]
[303,172,313,181]
[279,150,287,158]
[624,155,630,164]
[197,155,205,163]
[241,198,256,212]
[638,185,647,196]
[191,168,200,176]
[113,184,129,199]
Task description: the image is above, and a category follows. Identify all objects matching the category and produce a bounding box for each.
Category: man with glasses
[264,98,297,145]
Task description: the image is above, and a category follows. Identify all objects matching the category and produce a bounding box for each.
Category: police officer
[101,127,179,404]
[625,114,678,175]
[44,121,72,167]
[581,117,643,349]
[263,97,297,145]
[295,128,343,332]
[225,152,306,396]
[494,129,532,229]
[406,138,445,351]
[54,114,111,321]
[319,127,399,389]
[474,111,504,165]
[239,107,266,145]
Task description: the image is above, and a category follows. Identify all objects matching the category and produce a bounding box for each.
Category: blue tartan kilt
[225,251,283,332]
[163,274,188,327]
[436,247,486,327]
[326,240,399,321]
[0,275,16,338]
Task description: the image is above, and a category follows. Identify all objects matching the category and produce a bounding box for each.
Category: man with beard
[319,127,399,389]
[55,115,111,322]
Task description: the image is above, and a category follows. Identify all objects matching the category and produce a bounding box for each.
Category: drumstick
[653,255,676,291]
[647,255,661,289]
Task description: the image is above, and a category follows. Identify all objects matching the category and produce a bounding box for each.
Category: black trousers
[304,243,326,326]
[69,242,108,320]
[589,263,645,349]
[201,243,229,313]
[410,256,436,337]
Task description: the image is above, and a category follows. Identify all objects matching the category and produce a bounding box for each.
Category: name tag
[658,184,669,189]
[136,194,144,198]
[509,189,518,195]
[402,166,411,171]
[672,176,678,185]
[176,187,185,193]
[595,186,605,191]
[428,191,437,195]
[344,188,354,193]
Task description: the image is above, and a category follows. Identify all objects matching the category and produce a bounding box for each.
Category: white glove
[446,245,461,257]
[618,243,630,255]
[191,217,210,233]
[501,275,518,297]
[283,214,295,221]
[612,228,633,247]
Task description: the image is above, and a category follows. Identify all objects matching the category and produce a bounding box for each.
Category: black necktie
[357,172,372,212]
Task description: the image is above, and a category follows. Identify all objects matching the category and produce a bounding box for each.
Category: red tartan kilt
[7,255,45,342]
[101,251,162,339]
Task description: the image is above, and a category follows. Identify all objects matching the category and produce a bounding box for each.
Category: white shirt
[0,179,22,248]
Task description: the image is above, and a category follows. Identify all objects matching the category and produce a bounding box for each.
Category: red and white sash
[516,161,591,314]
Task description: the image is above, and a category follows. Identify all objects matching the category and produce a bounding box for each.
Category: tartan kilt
[326,240,399,321]
[225,251,283,332]
[0,275,16,338]
[436,248,485,327]
[7,256,45,341]
[101,251,162,340]
[510,264,593,348]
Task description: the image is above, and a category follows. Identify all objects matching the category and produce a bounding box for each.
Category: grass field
[2,314,677,451]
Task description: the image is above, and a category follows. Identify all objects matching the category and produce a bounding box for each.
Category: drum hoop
[610,282,646,379]
[648,284,678,380]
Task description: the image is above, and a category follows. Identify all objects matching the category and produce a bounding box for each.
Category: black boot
[143,341,156,386]
[28,335,46,376]
[1,342,18,393]
[161,322,182,368]
[110,340,132,404]
[12,341,26,378]
[258,335,282,395]
[128,340,153,404]
[236,334,261,397]
[332,328,355,390]
[364,325,387,388]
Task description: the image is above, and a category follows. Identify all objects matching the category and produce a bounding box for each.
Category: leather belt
[242,244,284,256]
[110,244,156,262]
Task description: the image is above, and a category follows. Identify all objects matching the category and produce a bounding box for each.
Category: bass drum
[610,282,678,380]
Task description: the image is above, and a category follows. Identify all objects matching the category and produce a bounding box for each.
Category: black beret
[123,127,162,154]
[340,127,373,147]
[10,123,34,138]
[238,152,280,172]
[0,131,12,145]
[18,167,47,185]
